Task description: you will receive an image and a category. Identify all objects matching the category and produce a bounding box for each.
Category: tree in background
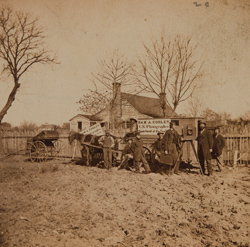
[90,49,132,91]
[0,7,56,123]
[18,121,38,131]
[134,34,203,117]
[0,122,11,130]
[201,108,232,123]
[79,49,133,132]
[186,95,204,117]
[61,122,70,131]
[78,89,112,115]
[241,109,250,121]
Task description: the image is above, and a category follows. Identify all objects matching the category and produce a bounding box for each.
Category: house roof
[121,93,178,118]
[69,114,93,122]
[72,93,178,122]
[69,113,104,122]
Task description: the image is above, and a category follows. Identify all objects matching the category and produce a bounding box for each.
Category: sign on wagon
[80,123,104,136]
[137,119,171,135]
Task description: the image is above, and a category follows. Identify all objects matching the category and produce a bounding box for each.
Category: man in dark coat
[197,121,213,175]
[212,127,225,171]
[151,131,165,172]
[152,131,165,159]
[162,122,181,174]
[131,132,151,174]
[118,138,133,170]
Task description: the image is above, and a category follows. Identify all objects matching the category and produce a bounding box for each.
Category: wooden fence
[0,131,82,159]
[222,135,250,165]
[0,130,250,165]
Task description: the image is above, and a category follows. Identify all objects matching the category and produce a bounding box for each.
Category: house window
[77,121,82,131]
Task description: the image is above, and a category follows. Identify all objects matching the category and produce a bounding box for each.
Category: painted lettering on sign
[80,123,104,136]
[138,119,170,135]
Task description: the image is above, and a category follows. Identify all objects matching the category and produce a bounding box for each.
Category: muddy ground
[0,155,249,247]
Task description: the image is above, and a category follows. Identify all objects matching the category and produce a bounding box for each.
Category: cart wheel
[91,148,102,167]
[29,141,48,162]
[26,142,34,158]
[81,145,92,166]
[52,139,66,156]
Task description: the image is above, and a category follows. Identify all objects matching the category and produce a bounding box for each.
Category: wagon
[70,132,152,169]
[26,130,64,162]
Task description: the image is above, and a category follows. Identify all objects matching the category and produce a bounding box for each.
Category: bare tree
[82,49,133,132]
[18,120,38,131]
[78,89,112,115]
[134,34,203,117]
[186,95,204,117]
[0,7,56,123]
[90,49,132,91]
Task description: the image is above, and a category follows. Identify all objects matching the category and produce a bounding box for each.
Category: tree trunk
[0,82,20,124]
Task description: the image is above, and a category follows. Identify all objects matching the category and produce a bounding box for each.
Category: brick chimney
[110,82,122,134]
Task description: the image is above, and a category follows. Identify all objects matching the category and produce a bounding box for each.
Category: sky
[0,0,249,126]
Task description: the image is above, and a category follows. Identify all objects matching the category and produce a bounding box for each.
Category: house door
[77,121,82,132]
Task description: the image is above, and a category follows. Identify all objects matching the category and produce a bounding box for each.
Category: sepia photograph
[0,0,249,246]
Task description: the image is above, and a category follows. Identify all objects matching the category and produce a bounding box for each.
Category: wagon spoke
[29,141,48,162]
[52,139,66,157]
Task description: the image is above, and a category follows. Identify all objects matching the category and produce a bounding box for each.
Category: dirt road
[0,155,249,247]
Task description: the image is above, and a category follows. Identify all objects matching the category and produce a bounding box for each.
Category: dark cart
[27,130,64,162]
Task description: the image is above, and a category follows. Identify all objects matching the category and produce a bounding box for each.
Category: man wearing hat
[212,126,225,171]
[98,130,115,170]
[118,137,133,170]
[151,131,165,172]
[154,131,165,158]
[124,118,138,138]
[197,121,213,175]
[131,132,151,174]
[163,122,181,174]
[129,118,138,133]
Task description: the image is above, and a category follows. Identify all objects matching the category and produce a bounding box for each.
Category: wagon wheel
[91,148,102,167]
[29,141,48,162]
[52,139,66,157]
[25,142,34,159]
[81,145,92,166]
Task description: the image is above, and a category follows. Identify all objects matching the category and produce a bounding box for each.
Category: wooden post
[72,140,77,160]
[233,150,238,168]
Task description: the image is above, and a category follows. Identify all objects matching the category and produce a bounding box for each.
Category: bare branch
[134,34,204,114]
[0,7,57,123]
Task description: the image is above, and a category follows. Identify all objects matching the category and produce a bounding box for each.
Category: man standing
[163,122,181,174]
[197,121,213,176]
[153,131,165,159]
[212,126,225,171]
[118,138,133,170]
[98,130,115,170]
[131,132,151,174]
[151,131,165,172]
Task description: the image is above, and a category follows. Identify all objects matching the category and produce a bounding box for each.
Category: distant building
[39,124,56,131]
[69,83,178,135]
[69,114,94,132]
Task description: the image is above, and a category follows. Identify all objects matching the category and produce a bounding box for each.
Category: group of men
[198,121,226,175]
[98,118,225,176]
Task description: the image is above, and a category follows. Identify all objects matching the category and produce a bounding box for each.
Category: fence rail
[223,135,250,165]
[0,131,250,165]
[0,131,82,159]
